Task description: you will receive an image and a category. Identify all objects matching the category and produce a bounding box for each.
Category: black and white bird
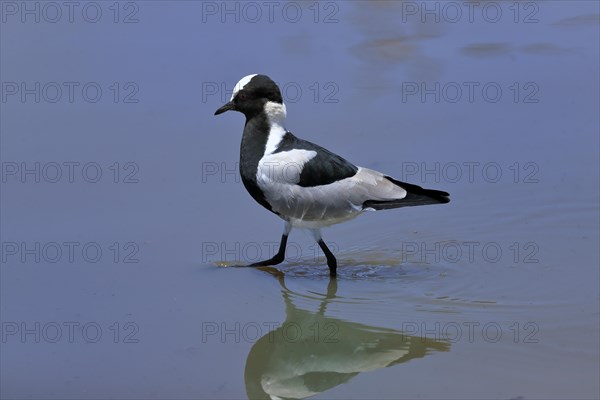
[214,74,449,277]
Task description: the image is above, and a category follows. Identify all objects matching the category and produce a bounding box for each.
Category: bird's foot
[248,254,285,267]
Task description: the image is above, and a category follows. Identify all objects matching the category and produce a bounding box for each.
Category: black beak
[214,101,235,115]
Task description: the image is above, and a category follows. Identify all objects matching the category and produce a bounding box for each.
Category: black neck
[239,113,276,214]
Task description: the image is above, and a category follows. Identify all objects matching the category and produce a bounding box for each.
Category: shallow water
[1,1,599,399]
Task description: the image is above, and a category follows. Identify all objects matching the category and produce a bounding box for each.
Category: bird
[214,74,449,277]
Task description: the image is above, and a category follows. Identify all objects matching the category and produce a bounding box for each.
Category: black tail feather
[363,176,450,210]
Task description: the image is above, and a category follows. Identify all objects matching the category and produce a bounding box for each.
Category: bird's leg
[318,240,337,277]
[249,233,287,266]
[248,222,291,267]
[311,229,337,277]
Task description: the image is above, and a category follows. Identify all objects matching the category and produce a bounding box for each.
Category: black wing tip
[429,189,450,203]
[363,194,449,210]
[434,196,451,204]
[385,175,450,197]
[362,176,451,210]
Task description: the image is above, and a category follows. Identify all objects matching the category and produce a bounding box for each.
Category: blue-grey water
[1,1,599,399]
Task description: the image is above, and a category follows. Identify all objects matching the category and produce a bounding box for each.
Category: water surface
[1,1,599,399]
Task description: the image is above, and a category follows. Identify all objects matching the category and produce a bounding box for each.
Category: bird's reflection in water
[245,267,450,399]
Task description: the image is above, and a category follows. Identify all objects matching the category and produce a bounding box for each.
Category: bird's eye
[237,91,247,101]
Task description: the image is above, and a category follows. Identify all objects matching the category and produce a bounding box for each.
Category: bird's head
[214,74,285,120]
